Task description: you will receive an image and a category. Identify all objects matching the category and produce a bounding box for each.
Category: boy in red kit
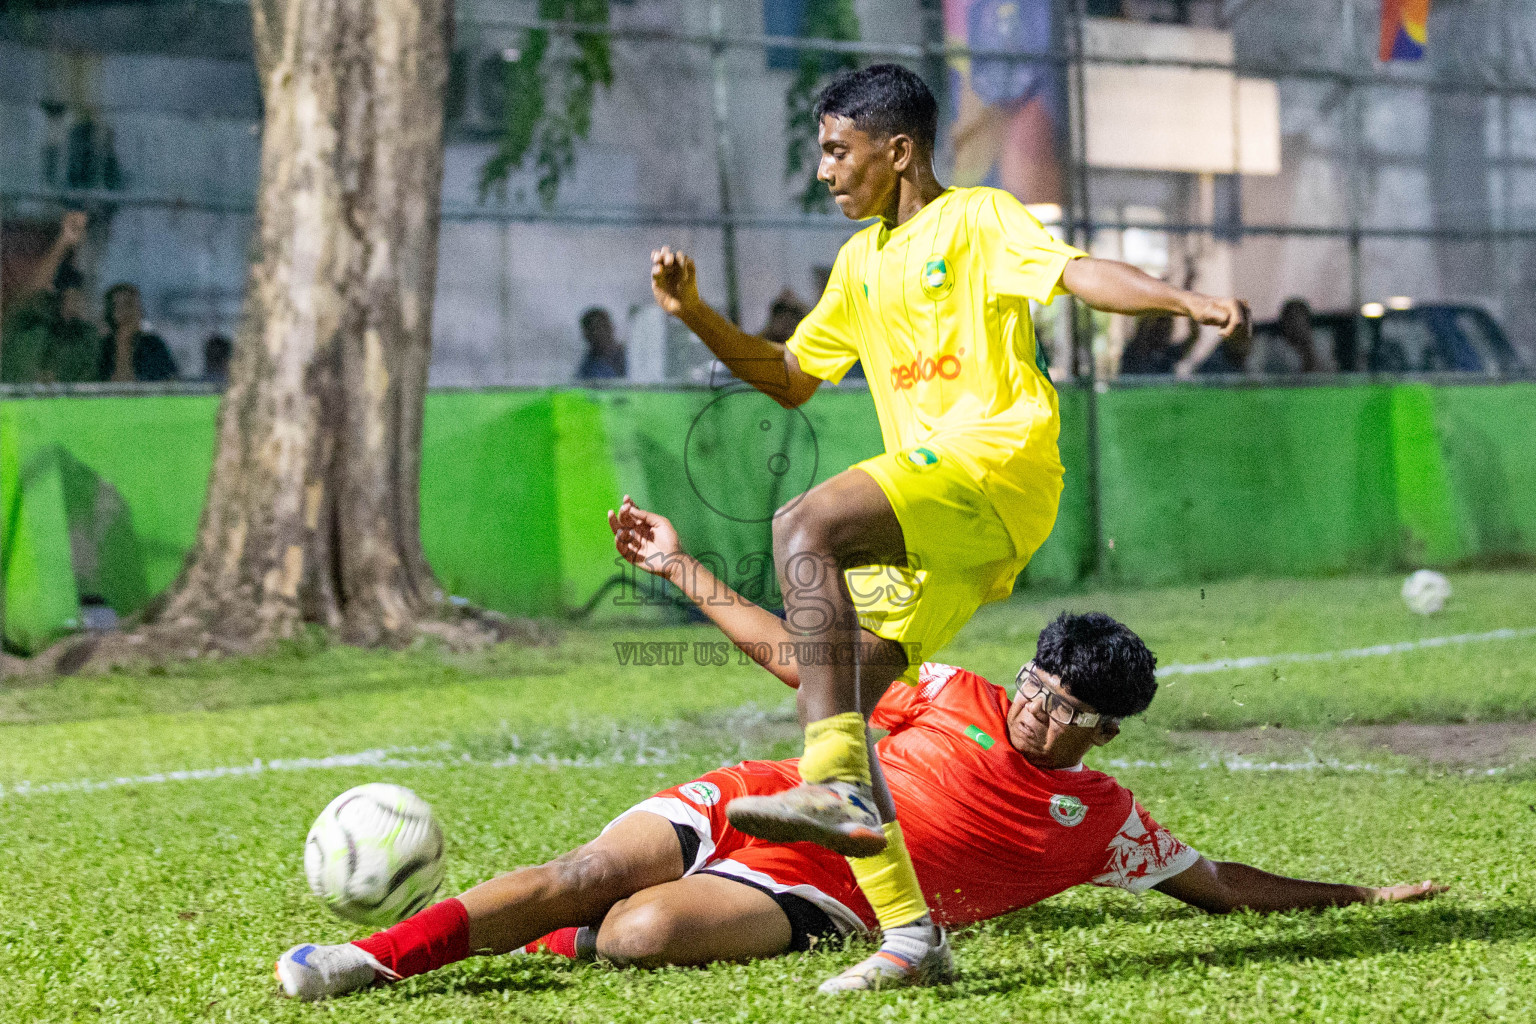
[275,502,1443,1001]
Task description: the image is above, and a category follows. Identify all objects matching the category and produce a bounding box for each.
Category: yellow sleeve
[786,248,860,384]
[978,190,1088,302]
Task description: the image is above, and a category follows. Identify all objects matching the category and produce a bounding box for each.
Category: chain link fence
[4,0,1536,389]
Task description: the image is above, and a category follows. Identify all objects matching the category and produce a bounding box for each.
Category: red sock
[353,898,470,979]
[524,927,579,958]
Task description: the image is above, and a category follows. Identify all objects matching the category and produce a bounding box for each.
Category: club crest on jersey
[921,256,954,299]
[679,781,721,807]
[1049,794,1087,827]
[901,447,941,472]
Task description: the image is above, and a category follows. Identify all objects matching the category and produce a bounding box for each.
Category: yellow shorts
[845,442,1061,683]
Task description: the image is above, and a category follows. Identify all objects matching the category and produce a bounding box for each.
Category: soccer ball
[1401,569,1451,615]
[304,783,446,927]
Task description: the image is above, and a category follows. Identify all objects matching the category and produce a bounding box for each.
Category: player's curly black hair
[812,63,938,151]
[1033,612,1158,719]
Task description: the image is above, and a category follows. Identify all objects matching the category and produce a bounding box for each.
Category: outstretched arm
[651,247,821,409]
[1061,256,1250,340]
[25,211,88,297]
[1154,855,1445,914]
[609,497,804,687]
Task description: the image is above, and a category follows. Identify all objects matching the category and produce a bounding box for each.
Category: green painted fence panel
[419,390,563,617]
[5,382,1535,645]
[0,436,81,653]
[1433,382,1536,561]
[5,396,218,604]
[1021,386,1092,589]
[1389,383,1462,566]
[1095,385,1402,584]
[550,392,625,611]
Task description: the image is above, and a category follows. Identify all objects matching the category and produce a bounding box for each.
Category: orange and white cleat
[817,926,954,994]
[726,781,887,858]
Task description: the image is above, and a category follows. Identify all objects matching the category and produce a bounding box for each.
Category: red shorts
[603,760,877,934]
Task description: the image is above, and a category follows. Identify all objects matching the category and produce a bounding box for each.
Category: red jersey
[866,663,1197,927]
[634,663,1198,933]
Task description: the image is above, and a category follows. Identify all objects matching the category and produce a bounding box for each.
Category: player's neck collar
[883,186,953,239]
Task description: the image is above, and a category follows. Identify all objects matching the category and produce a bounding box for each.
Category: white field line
[0,744,685,800]
[1107,756,1506,777]
[6,629,1534,801]
[2,740,1514,802]
[1157,626,1536,678]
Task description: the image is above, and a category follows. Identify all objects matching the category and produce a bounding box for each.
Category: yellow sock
[798,712,871,785]
[849,821,930,929]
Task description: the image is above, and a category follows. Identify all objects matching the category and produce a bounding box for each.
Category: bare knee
[595,898,686,968]
[520,845,642,921]
[772,497,834,562]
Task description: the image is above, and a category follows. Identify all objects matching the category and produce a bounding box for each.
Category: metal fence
[5,0,1536,386]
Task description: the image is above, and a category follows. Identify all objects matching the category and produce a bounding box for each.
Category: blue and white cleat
[726,781,887,858]
[274,942,399,1001]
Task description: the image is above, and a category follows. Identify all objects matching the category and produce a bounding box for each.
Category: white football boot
[274,942,399,1001]
[818,922,954,994]
[726,781,887,857]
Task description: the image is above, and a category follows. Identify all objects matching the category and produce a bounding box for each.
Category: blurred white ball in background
[1401,570,1452,615]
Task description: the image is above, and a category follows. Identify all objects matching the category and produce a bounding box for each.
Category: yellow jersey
[787,186,1086,557]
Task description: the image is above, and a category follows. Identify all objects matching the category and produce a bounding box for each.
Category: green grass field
[3,570,1535,1022]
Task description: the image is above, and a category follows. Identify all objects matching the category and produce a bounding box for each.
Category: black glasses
[1014,663,1116,729]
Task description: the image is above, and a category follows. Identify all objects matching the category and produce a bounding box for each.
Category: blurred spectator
[202,334,233,384]
[1194,329,1253,375]
[0,210,100,383]
[1118,312,1182,375]
[576,307,626,380]
[762,289,810,344]
[99,283,178,382]
[1267,298,1319,373]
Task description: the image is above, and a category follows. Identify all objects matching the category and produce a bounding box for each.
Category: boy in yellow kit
[649,64,1248,993]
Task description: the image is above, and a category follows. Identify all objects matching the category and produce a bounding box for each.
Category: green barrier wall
[1096,385,1403,584]
[4,382,1534,652]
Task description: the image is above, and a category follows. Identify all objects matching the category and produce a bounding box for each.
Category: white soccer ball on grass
[1400,569,1451,615]
[304,783,446,927]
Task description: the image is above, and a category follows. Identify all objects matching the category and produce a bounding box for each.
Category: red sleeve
[870,679,922,734]
[870,662,969,734]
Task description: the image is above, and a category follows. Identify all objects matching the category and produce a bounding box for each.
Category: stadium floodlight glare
[1361,302,1386,318]
[1387,296,1414,310]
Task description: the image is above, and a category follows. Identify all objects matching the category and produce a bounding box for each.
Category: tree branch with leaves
[480,0,613,204]
[783,0,860,213]
[478,0,862,212]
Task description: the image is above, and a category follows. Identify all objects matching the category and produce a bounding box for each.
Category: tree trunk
[45,0,512,670]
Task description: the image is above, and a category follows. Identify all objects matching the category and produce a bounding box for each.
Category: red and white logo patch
[918,662,961,700]
[678,781,721,807]
[1093,806,1194,892]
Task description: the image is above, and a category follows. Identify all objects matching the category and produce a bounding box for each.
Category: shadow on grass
[395,958,578,999]
[948,902,1536,998]
[391,903,1536,1002]
[977,897,1170,936]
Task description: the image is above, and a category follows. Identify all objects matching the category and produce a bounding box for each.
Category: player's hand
[58,210,88,248]
[1370,879,1447,904]
[1189,294,1251,340]
[608,495,684,578]
[651,246,700,318]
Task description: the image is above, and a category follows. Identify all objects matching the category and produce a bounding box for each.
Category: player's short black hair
[812,63,938,151]
[1034,612,1158,719]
